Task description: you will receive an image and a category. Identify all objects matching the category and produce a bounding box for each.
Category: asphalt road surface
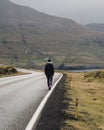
[0,69,61,130]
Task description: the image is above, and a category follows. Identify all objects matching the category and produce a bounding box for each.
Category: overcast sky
[10,0,104,24]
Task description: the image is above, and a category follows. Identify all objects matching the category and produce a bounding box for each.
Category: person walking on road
[44,59,54,90]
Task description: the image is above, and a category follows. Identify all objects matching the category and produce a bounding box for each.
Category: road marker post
[75,98,78,120]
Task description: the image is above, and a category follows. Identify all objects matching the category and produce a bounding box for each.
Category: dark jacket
[45,62,54,76]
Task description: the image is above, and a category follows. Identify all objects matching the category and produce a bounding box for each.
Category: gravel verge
[34,74,68,130]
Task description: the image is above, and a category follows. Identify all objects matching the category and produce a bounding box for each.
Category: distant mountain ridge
[0,0,104,68]
[85,23,104,32]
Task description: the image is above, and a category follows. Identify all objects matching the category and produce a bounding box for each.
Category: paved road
[0,69,61,130]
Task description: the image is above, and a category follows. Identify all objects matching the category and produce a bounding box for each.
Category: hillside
[0,0,104,68]
[0,0,82,33]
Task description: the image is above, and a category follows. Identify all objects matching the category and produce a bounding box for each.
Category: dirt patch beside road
[35,74,69,130]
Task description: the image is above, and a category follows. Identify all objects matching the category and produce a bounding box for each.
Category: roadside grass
[0,65,27,77]
[0,71,27,78]
[61,70,104,130]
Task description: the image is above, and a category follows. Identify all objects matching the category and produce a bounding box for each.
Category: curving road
[0,69,61,130]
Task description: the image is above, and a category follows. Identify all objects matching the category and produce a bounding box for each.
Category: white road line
[25,73,63,130]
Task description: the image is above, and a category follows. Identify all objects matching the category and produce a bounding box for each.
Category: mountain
[0,0,104,68]
[85,23,104,32]
[0,0,82,33]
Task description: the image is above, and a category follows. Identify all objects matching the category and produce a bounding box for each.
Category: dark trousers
[46,75,53,87]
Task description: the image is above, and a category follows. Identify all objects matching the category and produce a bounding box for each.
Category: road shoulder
[35,74,68,130]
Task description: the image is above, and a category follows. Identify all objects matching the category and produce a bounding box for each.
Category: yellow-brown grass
[61,70,104,130]
[0,65,27,77]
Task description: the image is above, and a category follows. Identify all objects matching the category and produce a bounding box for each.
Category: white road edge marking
[25,73,63,130]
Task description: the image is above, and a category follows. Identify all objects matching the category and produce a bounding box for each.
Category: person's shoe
[48,87,51,90]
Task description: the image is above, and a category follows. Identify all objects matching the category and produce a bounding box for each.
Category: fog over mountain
[10,0,104,24]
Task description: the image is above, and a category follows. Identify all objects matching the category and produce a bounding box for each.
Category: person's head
[48,59,51,62]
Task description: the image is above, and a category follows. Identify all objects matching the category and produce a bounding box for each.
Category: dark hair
[48,59,51,62]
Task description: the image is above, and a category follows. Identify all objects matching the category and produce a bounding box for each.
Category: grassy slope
[0,0,104,67]
[62,70,104,130]
[1,29,104,67]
